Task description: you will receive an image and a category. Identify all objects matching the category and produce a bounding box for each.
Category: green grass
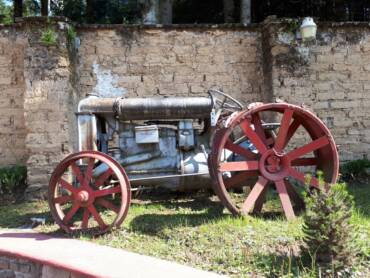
[0,185,369,277]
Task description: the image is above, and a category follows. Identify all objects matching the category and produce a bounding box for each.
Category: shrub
[340,159,370,181]
[0,165,27,195]
[302,182,358,274]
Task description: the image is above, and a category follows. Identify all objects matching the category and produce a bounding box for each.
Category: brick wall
[0,19,369,198]
[22,22,77,199]
[265,22,370,161]
[77,26,264,104]
[0,31,27,167]
[0,255,81,278]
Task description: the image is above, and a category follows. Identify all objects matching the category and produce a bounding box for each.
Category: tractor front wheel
[48,151,131,235]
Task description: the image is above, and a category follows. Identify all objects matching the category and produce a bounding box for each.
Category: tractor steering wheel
[208,89,244,114]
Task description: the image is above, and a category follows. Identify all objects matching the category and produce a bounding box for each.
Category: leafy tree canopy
[4,0,370,24]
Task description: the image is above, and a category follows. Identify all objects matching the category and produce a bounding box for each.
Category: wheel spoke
[275,180,295,220]
[81,208,90,229]
[252,113,268,146]
[82,158,95,188]
[87,205,107,229]
[94,186,122,198]
[63,203,80,224]
[288,167,319,188]
[225,171,259,189]
[54,195,72,205]
[287,136,329,161]
[274,109,294,152]
[240,120,268,154]
[71,162,85,185]
[96,198,120,213]
[283,118,301,149]
[95,168,114,187]
[253,183,269,214]
[241,176,268,214]
[225,139,256,160]
[291,157,318,166]
[219,161,259,172]
[59,179,78,195]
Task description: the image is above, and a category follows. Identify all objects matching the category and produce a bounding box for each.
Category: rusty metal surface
[114,97,213,120]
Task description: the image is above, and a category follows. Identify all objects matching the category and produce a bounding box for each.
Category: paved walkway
[0,229,225,278]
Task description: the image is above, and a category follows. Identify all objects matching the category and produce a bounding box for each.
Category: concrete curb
[0,229,226,278]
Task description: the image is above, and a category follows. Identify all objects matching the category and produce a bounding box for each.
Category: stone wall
[77,26,264,103]
[0,19,369,198]
[265,22,370,160]
[0,29,27,166]
[22,22,77,199]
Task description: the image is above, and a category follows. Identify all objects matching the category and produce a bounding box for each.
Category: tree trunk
[240,0,251,24]
[41,0,48,16]
[14,0,23,19]
[160,0,172,24]
[141,0,159,24]
[223,0,234,23]
[86,0,95,23]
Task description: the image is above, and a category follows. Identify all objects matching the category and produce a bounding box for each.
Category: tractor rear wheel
[209,103,339,220]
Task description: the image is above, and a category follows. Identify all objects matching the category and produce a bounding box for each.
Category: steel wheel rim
[48,151,131,235]
[209,103,339,219]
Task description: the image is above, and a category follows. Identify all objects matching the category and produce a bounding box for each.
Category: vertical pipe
[240,0,251,24]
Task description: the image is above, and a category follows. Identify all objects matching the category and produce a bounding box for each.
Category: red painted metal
[48,151,131,235]
[209,103,339,220]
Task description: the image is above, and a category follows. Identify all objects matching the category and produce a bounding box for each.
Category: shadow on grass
[0,209,53,230]
[130,195,226,235]
[347,183,370,218]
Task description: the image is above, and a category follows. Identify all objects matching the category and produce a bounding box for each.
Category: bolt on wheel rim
[48,151,131,235]
[209,103,339,220]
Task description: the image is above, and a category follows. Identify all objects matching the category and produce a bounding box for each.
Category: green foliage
[51,0,140,24]
[0,165,27,195]
[340,159,370,181]
[0,0,12,24]
[23,0,41,16]
[302,182,359,274]
[66,25,76,45]
[281,18,300,33]
[40,28,57,45]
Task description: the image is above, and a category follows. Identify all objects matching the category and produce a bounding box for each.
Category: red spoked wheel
[48,151,131,235]
[209,103,339,220]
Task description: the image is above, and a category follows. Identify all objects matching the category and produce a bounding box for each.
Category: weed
[0,165,27,195]
[40,28,57,46]
[66,25,77,46]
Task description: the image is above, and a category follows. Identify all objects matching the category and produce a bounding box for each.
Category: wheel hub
[259,149,289,181]
[77,190,90,203]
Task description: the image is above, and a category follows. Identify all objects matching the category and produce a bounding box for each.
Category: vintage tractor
[48,90,339,235]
